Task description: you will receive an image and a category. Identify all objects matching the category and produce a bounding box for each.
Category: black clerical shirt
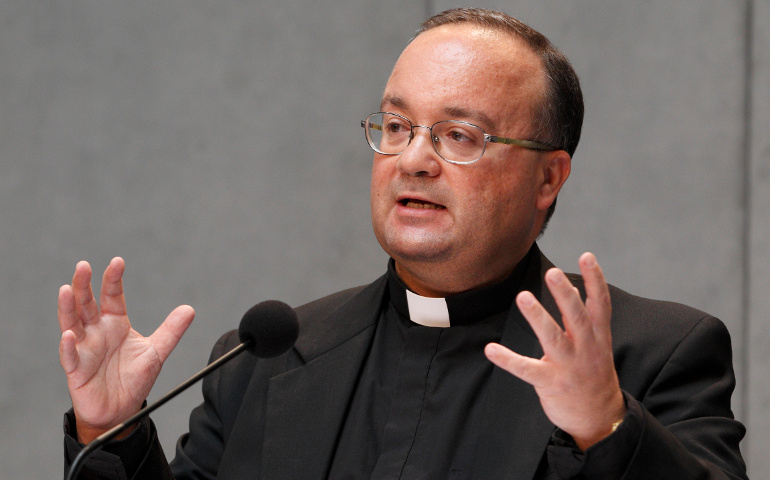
[327,259,527,479]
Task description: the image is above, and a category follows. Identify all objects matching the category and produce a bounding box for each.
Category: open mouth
[400,198,446,210]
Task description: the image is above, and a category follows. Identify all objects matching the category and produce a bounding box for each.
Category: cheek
[476,169,537,221]
[370,158,395,218]
[370,160,388,198]
[476,166,524,202]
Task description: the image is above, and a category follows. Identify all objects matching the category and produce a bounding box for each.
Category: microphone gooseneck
[66,301,299,480]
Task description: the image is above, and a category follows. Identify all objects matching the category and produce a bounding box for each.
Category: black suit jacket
[68,247,747,479]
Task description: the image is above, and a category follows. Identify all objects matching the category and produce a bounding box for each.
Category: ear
[536,150,571,211]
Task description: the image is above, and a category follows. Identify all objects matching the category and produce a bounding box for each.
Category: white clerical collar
[405,290,451,328]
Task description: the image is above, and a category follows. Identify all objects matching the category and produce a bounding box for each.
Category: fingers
[71,261,100,326]
[59,330,79,374]
[511,253,613,365]
[148,305,195,364]
[99,257,127,317]
[516,291,572,362]
[543,254,611,348]
[545,267,595,346]
[58,285,82,336]
[485,342,547,387]
[59,258,125,334]
[579,252,612,338]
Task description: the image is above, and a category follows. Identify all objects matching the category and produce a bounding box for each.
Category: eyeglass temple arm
[362,120,383,131]
[487,135,555,151]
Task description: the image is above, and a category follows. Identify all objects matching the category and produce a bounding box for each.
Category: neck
[394,249,530,298]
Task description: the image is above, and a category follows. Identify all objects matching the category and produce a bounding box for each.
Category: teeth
[404,200,444,210]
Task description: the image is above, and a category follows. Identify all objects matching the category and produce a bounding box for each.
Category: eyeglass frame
[361,111,556,165]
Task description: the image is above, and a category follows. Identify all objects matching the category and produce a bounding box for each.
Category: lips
[399,198,446,210]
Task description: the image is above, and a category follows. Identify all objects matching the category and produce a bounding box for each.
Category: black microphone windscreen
[238,300,299,358]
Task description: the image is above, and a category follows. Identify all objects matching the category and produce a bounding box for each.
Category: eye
[443,125,481,146]
[449,130,472,142]
[386,122,404,133]
[383,116,410,135]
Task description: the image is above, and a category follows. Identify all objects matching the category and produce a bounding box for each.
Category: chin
[378,230,453,264]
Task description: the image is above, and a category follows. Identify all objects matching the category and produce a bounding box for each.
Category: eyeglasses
[361,112,555,165]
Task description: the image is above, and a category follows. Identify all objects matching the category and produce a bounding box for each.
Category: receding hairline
[411,8,583,155]
[391,22,549,135]
[411,9,552,52]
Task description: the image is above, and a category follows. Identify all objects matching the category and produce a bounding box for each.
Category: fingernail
[547,269,563,284]
[518,292,535,307]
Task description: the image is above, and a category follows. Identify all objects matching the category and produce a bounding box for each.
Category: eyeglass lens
[365,113,486,164]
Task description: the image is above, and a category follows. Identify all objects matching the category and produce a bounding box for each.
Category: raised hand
[58,257,195,444]
[485,252,625,450]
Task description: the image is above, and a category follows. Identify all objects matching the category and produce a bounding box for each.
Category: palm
[67,317,156,426]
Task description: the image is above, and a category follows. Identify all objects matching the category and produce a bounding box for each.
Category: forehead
[383,24,545,131]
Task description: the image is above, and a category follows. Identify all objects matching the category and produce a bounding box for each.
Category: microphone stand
[65,340,252,480]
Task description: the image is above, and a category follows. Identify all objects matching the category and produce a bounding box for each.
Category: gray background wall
[0,1,766,478]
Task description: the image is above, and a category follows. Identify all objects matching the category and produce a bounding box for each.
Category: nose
[396,125,442,177]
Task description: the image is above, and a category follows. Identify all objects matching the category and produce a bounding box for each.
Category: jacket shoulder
[294,284,371,322]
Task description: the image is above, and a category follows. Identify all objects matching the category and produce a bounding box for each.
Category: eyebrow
[443,106,498,132]
[380,95,498,132]
[380,95,406,111]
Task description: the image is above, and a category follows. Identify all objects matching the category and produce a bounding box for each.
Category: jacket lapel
[471,248,561,479]
[260,276,388,480]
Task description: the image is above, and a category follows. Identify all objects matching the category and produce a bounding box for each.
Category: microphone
[65,300,299,480]
[239,300,300,357]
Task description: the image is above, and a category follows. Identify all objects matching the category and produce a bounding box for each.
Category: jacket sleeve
[545,314,747,480]
[549,316,747,480]
[620,315,747,479]
[62,409,173,480]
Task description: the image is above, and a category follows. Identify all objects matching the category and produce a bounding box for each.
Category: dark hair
[415,8,584,230]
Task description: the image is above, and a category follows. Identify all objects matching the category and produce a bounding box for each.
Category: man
[59,8,747,479]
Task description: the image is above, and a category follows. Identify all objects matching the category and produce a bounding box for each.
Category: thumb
[148,305,195,364]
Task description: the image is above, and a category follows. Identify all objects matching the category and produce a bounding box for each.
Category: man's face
[370,24,564,296]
